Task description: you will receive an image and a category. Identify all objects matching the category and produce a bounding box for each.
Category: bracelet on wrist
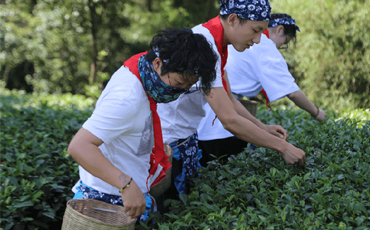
[119,178,133,193]
[312,107,320,118]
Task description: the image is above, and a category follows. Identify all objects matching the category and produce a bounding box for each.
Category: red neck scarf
[123,52,171,189]
[202,16,229,94]
[260,30,272,110]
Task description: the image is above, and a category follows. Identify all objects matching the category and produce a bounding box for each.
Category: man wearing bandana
[66,28,218,222]
[157,0,307,201]
[197,13,327,164]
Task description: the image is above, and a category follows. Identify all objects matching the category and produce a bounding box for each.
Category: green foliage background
[0,0,218,96]
[1,1,369,229]
[273,0,370,111]
[139,106,370,229]
[1,88,369,229]
[0,88,94,230]
[1,0,369,111]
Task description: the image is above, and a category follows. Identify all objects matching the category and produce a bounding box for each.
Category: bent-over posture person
[157,1,307,204]
[197,13,326,164]
[67,28,218,221]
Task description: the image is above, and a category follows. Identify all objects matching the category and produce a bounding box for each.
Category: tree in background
[1,0,218,97]
[1,0,369,110]
[1,0,129,95]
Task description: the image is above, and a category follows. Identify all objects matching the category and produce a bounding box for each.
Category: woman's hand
[121,179,146,219]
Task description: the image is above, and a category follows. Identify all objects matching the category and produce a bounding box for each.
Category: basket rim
[65,199,136,227]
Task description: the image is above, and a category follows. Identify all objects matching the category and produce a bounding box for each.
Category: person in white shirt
[197,13,326,165]
[157,1,307,202]
[66,27,218,221]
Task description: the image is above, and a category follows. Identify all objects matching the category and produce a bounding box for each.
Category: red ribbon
[260,30,272,110]
[202,16,229,125]
[123,52,171,189]
[202,16,229,95]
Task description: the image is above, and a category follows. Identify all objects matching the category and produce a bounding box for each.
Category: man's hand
[121,179,146,219]
[264,125,289,140]
[280,143,306,165]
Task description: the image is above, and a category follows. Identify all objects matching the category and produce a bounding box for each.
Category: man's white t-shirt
[197,34,300,141]
[78,65,153,195]
[157,24,224,144]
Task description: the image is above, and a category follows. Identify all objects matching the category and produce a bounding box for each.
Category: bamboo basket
[239,99,258,117]
[61,199,136,230]
[149,144,173,199]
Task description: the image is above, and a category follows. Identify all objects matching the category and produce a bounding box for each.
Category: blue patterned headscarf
[268,17,300,32]
[219,0,271,21]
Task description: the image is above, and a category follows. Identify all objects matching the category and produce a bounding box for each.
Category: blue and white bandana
[219,0,271,21]
[268,17,300,32]
[153,46,169,64]
[138,55,188,103]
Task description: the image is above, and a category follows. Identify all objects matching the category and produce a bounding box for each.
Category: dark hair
[269,13,297,40]
[146,28,218,95]
[220,14,248,25]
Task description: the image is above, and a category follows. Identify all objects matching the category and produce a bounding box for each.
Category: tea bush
[1,88,369,230]
[139,107,370,229]
[0,89,94,230]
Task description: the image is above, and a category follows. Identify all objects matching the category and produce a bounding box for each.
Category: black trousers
[198,136,249,166]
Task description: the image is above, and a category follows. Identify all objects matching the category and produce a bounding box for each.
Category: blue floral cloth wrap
[169,132,204,194]
[73,181,154,222]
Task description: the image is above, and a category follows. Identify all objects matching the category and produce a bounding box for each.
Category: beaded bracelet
[119,178,133,193]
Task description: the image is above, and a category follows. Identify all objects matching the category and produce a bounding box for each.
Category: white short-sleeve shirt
[197,34,300,141]
[79,65,153,195]
[157,24,224,144]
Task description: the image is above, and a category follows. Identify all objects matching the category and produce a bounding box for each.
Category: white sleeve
[258,45,300,102]
[192,24,223,89]
[226,45,262,97]
[83,69,142,144]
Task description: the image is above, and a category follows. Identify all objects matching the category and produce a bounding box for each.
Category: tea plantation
[0,89,94,230]
[139,108,370,230]
[1,88,369,230]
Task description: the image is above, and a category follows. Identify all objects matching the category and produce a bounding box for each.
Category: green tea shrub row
[139,107,370,230]
[0,89,94,230]
[1,88,369,230]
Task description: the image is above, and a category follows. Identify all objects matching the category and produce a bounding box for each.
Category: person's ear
[152,57,163,74]
[276,25,285,35]
[227,13,238,26]
[152,57,162,71]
